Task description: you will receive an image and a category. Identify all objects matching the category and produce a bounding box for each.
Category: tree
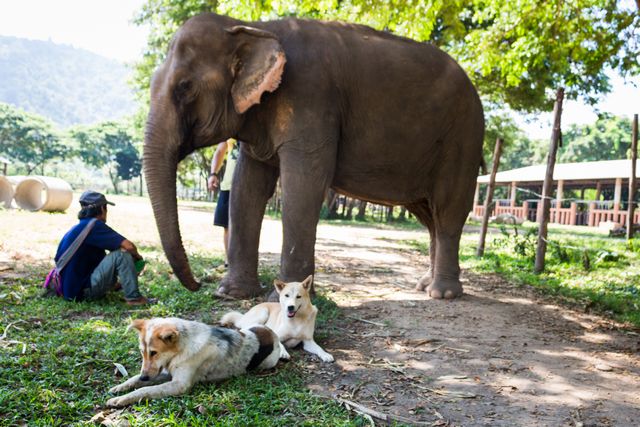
[71,121,142,194]
[0,103,67,175]
[558,113,634,163]
[132,0,639,113]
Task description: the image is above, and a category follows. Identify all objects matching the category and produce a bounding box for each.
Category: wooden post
[535,88,564,273]
[595,181,602,200]
[569,202,577,226]
[477,138,504,257]
[628,114,638,240]
[473,182,480,208]
[614,177,622,215]
[510,181,517,207]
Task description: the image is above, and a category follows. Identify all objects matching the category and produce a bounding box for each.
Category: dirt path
[2,197,639,426]
[299,223,640,426]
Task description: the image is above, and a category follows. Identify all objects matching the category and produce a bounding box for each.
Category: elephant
[143,13,484,300]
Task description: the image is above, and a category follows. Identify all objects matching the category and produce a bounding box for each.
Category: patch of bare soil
[300,225,640,427]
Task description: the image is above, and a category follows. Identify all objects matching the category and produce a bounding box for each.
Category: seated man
[54,190,152,305]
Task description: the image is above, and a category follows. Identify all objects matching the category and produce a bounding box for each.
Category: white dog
[107,317,288,407]
[221,275,334,362]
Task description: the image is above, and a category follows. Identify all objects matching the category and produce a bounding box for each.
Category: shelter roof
[478,159,639,184]
[0,156,12,165]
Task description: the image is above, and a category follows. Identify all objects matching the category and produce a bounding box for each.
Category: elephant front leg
[218,152,279,299]
[274,147,335,298]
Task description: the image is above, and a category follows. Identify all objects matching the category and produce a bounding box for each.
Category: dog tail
[220,311,243,327]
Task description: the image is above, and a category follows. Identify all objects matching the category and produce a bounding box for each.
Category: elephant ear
[226,25,286,114]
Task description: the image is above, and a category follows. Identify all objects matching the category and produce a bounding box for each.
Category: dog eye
[150,351,157,357]
[296,295,301,299]
[284,294,289,297]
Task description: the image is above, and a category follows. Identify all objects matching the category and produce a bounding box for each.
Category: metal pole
[535,88,564,273]
[627,114,638,240]
[477,138,504,257]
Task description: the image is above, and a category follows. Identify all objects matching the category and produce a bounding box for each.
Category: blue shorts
[214,190,230,228]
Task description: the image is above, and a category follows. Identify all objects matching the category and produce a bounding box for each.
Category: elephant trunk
[143,121,200,292]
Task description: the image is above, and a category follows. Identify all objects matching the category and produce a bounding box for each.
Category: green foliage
[0,36,135,127]
[70,121,142,193]
[493,225,537,260]
[558,113,634,162]
[0,103,68,175]
[482,109,540,170]
[454,0,639,112]
[178,147,216,188]
[0,255,362,426]
[131,0,640,113]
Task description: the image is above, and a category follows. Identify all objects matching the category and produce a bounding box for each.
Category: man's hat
[79,190,115,208]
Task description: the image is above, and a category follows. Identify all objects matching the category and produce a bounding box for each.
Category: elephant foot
[215,275,264,300]
[415,271,433,291]
[426,277,463,299]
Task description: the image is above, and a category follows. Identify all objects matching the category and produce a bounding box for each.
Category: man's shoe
[125,296,157,306]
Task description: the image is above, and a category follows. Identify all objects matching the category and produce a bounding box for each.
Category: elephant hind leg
[405,201,436,292]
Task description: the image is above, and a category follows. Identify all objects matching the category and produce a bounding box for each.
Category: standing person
[207,138,239,268]
[53,191,153,305]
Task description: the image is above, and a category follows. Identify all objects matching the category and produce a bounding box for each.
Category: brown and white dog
[106,317,288,407]
[221,275,334,362]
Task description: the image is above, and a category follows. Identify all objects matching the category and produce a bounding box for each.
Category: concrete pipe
[0,176,13,208]
[14,176,73,212]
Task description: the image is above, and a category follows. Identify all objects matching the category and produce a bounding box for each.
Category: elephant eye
[173,80,193,102]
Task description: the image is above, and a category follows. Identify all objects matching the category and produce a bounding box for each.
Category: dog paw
[279,343,291,360]
[319,353,334,363]
[106,396,127,408]
[280,350,291,360]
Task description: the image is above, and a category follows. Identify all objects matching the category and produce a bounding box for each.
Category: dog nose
[287,305,295,312]
[140,374,150,381]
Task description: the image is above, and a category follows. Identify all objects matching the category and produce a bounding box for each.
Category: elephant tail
[220,311,243,328]
[480,157,488,175]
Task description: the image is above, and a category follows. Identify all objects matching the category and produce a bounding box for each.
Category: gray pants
[83,251,142,301]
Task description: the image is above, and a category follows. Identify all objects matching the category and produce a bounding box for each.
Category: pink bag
[43,268,63,297]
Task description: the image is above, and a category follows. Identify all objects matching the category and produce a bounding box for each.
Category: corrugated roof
[478,159,639,184]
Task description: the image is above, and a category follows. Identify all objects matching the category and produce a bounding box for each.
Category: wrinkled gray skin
[144,13,484,300]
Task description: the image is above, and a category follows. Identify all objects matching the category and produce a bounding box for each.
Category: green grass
[0,255,365,426]
[404,223,640,327]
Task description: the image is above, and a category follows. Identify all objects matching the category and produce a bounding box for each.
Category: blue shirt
[55,218,125,300]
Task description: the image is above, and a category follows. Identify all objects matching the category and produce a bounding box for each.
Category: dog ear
[274,279,287,293]
[157,326,179,344]
[301,275,313,290]
[127,319,147,333]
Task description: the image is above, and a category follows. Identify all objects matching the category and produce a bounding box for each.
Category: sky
[0,0,148,63]
[0,0,638,139]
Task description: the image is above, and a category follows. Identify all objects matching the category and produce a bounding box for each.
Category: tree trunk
[345,198,356,220]
[386,206,394,222]
[109,169,120,194]
[356,200,367,221]
[325,189,339,219]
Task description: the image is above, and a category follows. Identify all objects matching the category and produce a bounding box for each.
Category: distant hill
[0,36,137,128]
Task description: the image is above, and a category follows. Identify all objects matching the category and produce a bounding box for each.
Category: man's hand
[121,239,143,261]
[207,174,220,192]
